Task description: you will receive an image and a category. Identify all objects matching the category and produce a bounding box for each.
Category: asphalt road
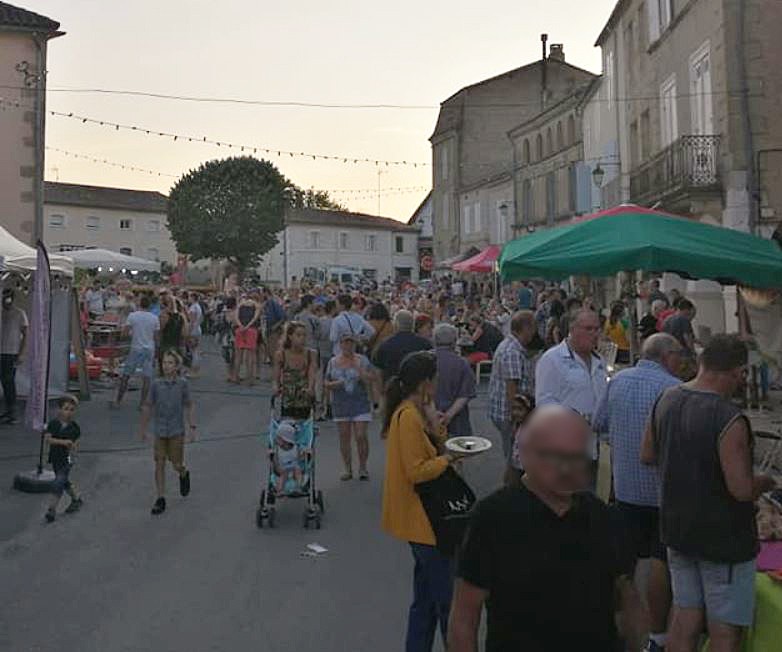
[0,344,506,652]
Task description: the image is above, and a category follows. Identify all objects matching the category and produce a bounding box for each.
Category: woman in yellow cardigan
[381,351,461,652]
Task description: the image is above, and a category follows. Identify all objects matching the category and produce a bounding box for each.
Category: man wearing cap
[1,289,28,425]
[433,323,476,437]
[373,310,431,384]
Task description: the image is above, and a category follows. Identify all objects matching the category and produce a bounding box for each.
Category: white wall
[258,224,419,285]
[43,203,177,264]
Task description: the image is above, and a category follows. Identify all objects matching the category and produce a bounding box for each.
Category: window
[339,232,349,249]
[568,164,578,213]
[119,247,133,256]
[463,204,472,234]
[660,74,678,147]
[85,215,100,230]
[641,109,652,160]
[648,0,673,43]
[523,139,530,165]
[119,219,133,231]
[147,247,159,261]
[440,143,449,181]
[556,122,564,150]
[48,214,65,229]
[536,134,543,160]
[473,202,481,233]
[58,244,85,252]
[690,42,713,135]
[605,50,614,109]
[522,179,533,223]
[364,234,376,251]
[309,231,320,249]
[630,120,640,167]
[546,173,557,225]
[395,236,404,253]
[442,194,451,230]
[146,219,161,232]
[567,115,576,145]
[546,128,553,156]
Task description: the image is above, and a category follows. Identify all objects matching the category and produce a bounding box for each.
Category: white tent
[66,248,161,272]
[0,225,73,276]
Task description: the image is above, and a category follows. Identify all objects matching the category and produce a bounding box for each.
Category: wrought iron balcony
[630,135,721,204]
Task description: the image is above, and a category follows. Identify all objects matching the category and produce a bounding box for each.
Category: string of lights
[44,146,430,198]
[0,97,429,167]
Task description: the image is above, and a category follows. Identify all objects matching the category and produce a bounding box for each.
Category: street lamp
[591,163,605,189]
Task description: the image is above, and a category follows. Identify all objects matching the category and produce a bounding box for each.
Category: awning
[452,245,501,273]
[435,246,481,270]
[66,248,161,272]
[0,225,74,277]
[500,204,782,289]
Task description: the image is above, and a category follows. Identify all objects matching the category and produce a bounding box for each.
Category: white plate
[446,436,492,456]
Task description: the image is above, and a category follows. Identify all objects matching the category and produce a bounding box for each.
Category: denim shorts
[668,548,756,626]
[123,348,155,378]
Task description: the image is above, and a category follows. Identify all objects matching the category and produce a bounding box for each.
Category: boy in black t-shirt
[44,395,83,523]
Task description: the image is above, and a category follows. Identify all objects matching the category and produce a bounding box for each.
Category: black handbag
[415,465,476,556]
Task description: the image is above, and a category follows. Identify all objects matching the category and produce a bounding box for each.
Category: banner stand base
[13,469,55,493]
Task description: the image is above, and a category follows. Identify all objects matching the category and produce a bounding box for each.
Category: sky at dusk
[23,0,617,220]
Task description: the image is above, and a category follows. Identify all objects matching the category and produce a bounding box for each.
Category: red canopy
[452,245,501,273]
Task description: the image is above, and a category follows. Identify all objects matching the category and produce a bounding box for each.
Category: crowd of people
[24,273,774,651]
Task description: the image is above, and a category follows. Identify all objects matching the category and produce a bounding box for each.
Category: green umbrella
[500,205,782,289]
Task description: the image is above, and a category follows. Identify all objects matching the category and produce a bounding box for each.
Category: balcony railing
[630,135,721,204]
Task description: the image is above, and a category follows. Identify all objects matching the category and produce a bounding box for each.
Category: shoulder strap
[344,313,355,334]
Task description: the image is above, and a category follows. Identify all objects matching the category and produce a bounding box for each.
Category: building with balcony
[595,0,782,238]
[429,43,596,262]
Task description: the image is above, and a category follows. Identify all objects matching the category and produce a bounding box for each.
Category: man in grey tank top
[642,334,776,652]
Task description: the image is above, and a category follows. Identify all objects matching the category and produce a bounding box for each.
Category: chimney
[549,43,565,62]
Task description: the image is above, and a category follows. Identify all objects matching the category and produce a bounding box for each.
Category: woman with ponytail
[381,351,461,652]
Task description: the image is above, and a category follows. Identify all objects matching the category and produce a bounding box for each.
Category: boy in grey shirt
[139,350,195,515]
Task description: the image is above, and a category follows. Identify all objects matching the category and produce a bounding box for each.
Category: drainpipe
[736,0,757,234]
[541,34,548,112]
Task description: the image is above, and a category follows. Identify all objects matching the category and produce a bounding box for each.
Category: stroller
[256,397,324,529]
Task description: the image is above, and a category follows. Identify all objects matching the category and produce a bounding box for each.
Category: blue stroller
[256,397,324,529]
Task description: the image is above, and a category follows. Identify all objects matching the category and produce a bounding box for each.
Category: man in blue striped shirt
[593,333,682,652]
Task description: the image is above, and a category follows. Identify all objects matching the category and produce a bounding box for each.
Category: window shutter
[648,0,660,43]
[474,202,481,233]
[576,163,594,214]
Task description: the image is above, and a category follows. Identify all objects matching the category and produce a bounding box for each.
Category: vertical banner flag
[24,241,52,432]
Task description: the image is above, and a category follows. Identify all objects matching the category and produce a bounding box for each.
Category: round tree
[167,157,292,277]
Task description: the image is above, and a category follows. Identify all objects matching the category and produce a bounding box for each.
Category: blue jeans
[406,543,454,652]
[51,463,73,497]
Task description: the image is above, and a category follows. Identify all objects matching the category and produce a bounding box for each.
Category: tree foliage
[167,156,346,275]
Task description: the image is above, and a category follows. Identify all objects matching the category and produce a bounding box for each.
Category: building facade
[407,191,434,278]
[259,208,419,286]
[594,0,782,331]
[0,3,61,245]
[43,182,177,264]
[429,44,597,261]
[509,80,598,231]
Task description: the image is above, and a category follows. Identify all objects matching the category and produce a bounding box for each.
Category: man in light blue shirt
[329,294,374,356]
[592,333,682,652]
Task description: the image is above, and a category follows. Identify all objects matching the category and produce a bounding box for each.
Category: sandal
[340,472,353,481]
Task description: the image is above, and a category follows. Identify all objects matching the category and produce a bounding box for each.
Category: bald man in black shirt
[449,406,644,652]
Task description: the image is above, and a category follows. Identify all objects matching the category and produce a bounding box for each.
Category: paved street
[0,342,504,652]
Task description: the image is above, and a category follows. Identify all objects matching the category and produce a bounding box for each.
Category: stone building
[0,3,62,245]
[429,44,597,261]
[594,0,782,331]
[508,79,599,230]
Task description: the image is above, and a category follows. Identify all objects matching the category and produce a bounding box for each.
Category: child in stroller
[274,421,308,495]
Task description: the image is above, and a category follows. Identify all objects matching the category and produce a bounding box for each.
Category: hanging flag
[24,241,52,432]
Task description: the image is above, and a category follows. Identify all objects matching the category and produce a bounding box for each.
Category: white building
[43,181,177,265]
[258,208,419,286]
